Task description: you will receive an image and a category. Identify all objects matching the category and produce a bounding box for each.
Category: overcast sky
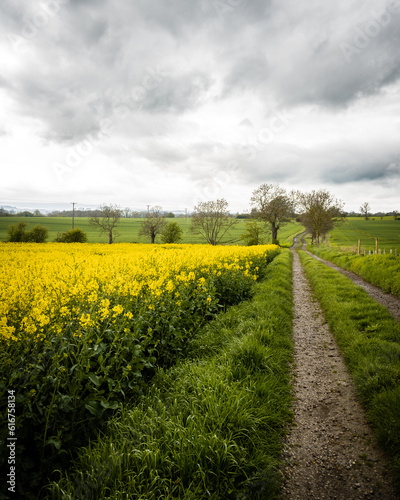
[1,0,400,213]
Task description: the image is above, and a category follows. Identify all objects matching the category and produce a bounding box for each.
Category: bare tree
[89,204,122,244]
[296,190,344,245]
[139,205,167,243]
[393,210,398,221]
[123,207,132,218]
[190,198,238,245]
[360,202,371,220]
[250,183,294,242]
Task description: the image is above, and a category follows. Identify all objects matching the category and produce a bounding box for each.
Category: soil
[280,239,398,499]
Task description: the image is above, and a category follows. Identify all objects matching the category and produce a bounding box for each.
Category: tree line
[4,183,399,245]
[0,207,177,218]
[82,186,346,245]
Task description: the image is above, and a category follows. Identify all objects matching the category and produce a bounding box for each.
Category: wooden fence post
[358,239,361,255]
[376,238,378,254]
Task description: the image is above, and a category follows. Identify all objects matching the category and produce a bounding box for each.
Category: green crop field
[0,216,304,246]
[326,218,400,253]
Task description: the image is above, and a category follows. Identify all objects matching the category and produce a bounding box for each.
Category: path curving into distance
[298,233,400,322]
[280,238,397,499]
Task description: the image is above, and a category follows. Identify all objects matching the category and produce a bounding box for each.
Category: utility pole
[185,208,187,220]
[71,202,76,229]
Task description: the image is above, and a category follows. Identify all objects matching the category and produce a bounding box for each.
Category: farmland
[0,242,283,498]
[50,250,294,499]
[0,216,304,246]
[1,217,400,497]
[326,217,400,253]
[307,218,400,298]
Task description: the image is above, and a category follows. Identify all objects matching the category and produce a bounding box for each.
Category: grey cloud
[208,0,400,109]
[235,138,400,188]
[238,118,253,128]
[2,0,400,215]
[323,158,400,184]
[0,76,9,89]
[223,53,269,95]
[142,73,212,113]
[132,0,214,37]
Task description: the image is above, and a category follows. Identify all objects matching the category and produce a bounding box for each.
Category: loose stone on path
[280,247,397,499]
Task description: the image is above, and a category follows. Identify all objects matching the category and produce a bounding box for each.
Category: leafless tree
[89,203,122,244]
[139,205,167,243]
[123,207,133,218]
[360,202,371,220]
[190,198,238,245]
[250,183,294,242]
[296,189,344,245]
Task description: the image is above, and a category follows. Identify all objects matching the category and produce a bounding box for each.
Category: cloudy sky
[1,0,400,213]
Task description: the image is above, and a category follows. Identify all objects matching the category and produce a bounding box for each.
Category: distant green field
[327,218,400,252]
[0,217,304,246]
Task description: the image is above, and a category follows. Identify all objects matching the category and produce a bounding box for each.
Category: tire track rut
[300,235,400,322]
[280,244,397,499]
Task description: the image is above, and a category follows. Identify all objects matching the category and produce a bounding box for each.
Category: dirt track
[280,241,398,499]
[301,238,400,323]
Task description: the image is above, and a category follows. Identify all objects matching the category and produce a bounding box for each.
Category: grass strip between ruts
[299,250,400,491]
[48,249,294,500]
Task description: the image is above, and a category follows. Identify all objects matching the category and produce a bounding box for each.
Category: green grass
[306,245,400,298]
[0,217,303,245]
[274,222,305,247]
[298,249,400,490]
[48,250,294,499]
[327,218,400,252]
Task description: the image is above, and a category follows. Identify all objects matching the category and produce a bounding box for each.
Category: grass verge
[299,250,400,489]
[48,250,294,499]
[306,245,400,298]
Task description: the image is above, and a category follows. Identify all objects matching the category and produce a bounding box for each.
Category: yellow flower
[0,317,17,342]
[112,304,124,316]
[79,313,94,328]
[60,306,70,317]
[0,242,279,346]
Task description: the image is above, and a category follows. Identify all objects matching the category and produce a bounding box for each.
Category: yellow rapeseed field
[0,243,278,344]
[0,241,279,486]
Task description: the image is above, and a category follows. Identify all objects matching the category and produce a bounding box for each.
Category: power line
[71,202,76,229]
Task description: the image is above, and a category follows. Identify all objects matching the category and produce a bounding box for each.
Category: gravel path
[280,244,397,499]
[300,237,400,322]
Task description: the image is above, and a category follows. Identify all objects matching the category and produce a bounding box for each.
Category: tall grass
[49,250,294,499]
[307,245,400,298]
[299,250,400,490]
